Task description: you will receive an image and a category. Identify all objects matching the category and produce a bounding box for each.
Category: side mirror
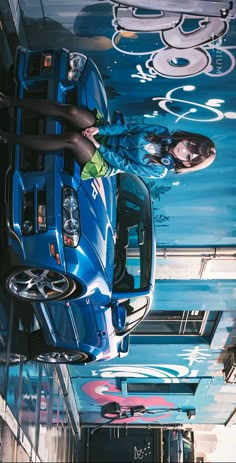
[112,302,126,332]
[118,334,130,357]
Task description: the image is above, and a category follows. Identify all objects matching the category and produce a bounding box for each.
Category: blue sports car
[3,47,156,364]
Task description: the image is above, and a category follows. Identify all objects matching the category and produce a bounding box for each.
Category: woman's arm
[140,125,169,137]
[96,124,130,136]
[83,123,169,139]
[82,124,130,137]
[98,144,168,178]
[99,123,170,138]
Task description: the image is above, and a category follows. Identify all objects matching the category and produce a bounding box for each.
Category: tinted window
[133,310,220,336]
[114,174,153,291]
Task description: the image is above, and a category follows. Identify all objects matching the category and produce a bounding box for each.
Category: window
[114,174,153,291]
[132,310,220,336]
[127,382,198,394]
[120,377,211,397]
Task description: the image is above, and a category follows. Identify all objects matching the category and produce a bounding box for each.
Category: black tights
[5,96,97,167]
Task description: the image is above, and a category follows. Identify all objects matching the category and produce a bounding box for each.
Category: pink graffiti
[82,380,174,423]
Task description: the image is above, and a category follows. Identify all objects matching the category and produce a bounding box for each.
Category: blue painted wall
[152,280,236,311]
[19,1,236,243]
[69,309,236,425]
[19,0,236,246]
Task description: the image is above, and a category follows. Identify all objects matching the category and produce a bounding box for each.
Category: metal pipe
[82,423,183,429]
[155,247,236,258]
[160,428,164,463]
[128,247,236,258]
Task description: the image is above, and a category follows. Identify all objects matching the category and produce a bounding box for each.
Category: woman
[0,93,216,180]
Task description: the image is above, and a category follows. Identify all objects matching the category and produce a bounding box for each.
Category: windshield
[113,174,153,292]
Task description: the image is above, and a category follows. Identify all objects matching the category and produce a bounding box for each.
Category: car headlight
[68,52,87,81]
[62,187,80,247]
[64,218,80,234]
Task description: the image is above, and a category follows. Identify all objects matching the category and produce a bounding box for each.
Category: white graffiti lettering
[149,47,211,78]
[162,16,228,48]
[110,0,235,79]
[177,346,212,366]
[91,364,190,378]
[134,442,151,460]
[151,85,236,122]
[112,0,235,18]
[115,6,181,32]
[131,64,157,82]
[205,44,236,77]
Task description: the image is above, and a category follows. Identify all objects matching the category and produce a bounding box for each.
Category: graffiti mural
[111,0,235,79]
[69,312,236,424]
[152,85,236,123]
[177,346,212,366]
[81,379,175,423]
[134,442,152,460]
[78,364,196,423]
[90,364,191,378]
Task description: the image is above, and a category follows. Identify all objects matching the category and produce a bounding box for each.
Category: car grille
[65,88,77,105]
[27,53,42,76]
[20,151,44,171]
[62,89,76,175]
[22,189,47,235]
[22,82,48,127]
[63,150,75,176]
[18,79,76,176]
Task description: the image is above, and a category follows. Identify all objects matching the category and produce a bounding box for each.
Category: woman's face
[171,139,195,167]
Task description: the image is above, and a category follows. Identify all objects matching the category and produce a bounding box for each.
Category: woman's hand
[82,127,100,148]
[90,135,100,149]
[83,133,100,149]
[82,126,99,137]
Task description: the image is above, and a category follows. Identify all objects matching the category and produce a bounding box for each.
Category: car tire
[3,266,78,302]
[30,330,94,365]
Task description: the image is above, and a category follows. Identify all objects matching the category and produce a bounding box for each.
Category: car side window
[114,174,153,292]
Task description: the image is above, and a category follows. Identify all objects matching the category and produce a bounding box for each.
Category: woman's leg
[0,92,96,129]
[1,130,96,167]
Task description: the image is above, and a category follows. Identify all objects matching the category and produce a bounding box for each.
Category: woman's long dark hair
[145,130,216,174]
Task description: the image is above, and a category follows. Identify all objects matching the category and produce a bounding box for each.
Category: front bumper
[5,46,86,271]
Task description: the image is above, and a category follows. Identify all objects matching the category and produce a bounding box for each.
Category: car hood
[77,176,117,283]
